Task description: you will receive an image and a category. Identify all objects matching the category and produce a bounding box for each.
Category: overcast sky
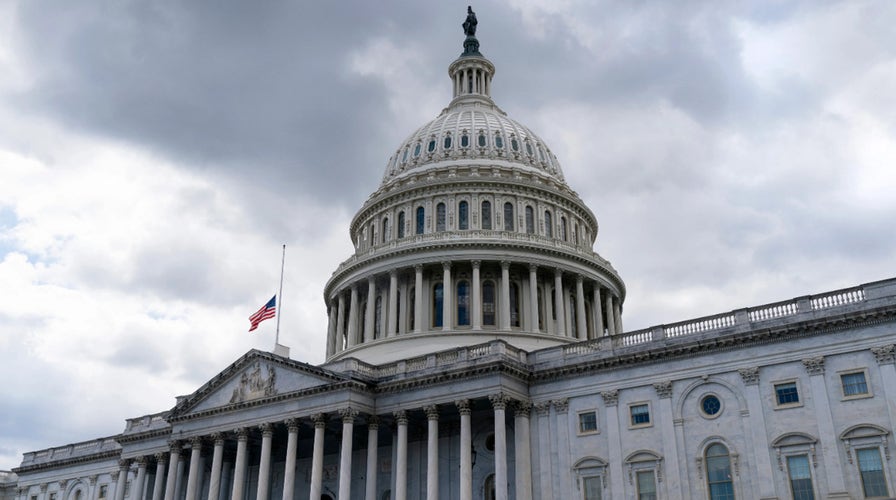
[1,0,894,470]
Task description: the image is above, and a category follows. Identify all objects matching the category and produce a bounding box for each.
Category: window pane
[481,201,492,230]
[416,207,425,234]
[461,134,469,147]
[630,404,650,425]
[482,281,496,326]
[841,372,868,396]
[636,471,656,500]
[510,283,520,327]
[544,211,553,237]
[432,283,443,327]
[579,412,597,433]
[478,133,487,147]
[495,135,504,149]
[857,448,888,497]
[457,281,470,326]
[397,212,405,239]
[436,203,446,231]
[706,444,735,500]
[459,201,469,230]
[444,135,452,149]
[525,206,534,234]
[787,455,815,500]
[583,476,601,500]
[504,202,514,231]
[775,382,799,405]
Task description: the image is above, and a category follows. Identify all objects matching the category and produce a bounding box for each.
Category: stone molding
[534,401,551,417]
[339,407,359,424]
[552,398,569,414]
[283,420,298,433]
[600,390,619,407]
[424,405,439,421]
[258,422,273,436]
[394,410,409,425]
[489,392,510,410]
[368,415,380,429]
[513,400,532,418]
[872,344,896,365]
[234,427,249,441]
[455,399,471,416]
[311,414,327,428]
[653,381,673,399]
[738,367,760,386]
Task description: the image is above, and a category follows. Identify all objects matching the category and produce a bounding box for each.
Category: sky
[1,0,895,471]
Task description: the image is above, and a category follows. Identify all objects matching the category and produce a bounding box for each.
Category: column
[592,285,605,337]
[601,391,624,495]
[185,438,202,500]
[489,394,509,500]
[872,345,896,438]
[207,434,225,500]
[132,457,148,500]
[456,400,472,500]
[87,476,98,500]
[471,261,482,330]
[364,417,379,500]
[414,265,423,333]
[114,460,129,500]
[279,420,298,500]
[604,293,616,335]
[513,402,533,500]
[336,294,346,353]
[151,455,167,500]
[364,277,376,342]
[326,304,337,357]
[424,406,439,500]
[442,262,452,330]
[734,369,775,499]
[500,261,511,329]
[552,399,572,499]
[529,265,539,333]
[388,271,398,337]
[309,415,327,499]
[653,382,685,498]
[575,276,587,340]
[554,269,565,336]
[802,357,849,496]
[534,403,553,499]
[163,443,181,500]
[613,298,623,333]
[394,411,409,500]
[230,429,248,500]
[347,285,359,346]
[338,408,358,500]
[256,424,273,500]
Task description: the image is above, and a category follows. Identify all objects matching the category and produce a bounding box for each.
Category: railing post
[795,295,812,312]
[651,326,665,341]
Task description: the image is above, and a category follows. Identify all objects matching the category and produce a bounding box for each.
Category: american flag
[248,295,276,332]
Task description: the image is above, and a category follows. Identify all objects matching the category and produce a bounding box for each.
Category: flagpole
[275,244,285,348]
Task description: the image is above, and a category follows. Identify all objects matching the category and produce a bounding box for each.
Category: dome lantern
[449,6,495,104]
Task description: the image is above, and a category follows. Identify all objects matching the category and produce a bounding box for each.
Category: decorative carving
[462,6,477,37]
[229,362,277,403]
[470,261,480,270]
[600,390,619,407]
[88,475,98,486]
[534,401,551,417]
[552,398,569,414]
[284,419,299,433]
[872,344,896,365]
[455,399,471,416]
[424,405,439,421]
[513,400,532,418]
[211,432,225,445]
[190,436,203,449]
[234,427,249,441]
[338,407,358,424]
[802,356,825,376]
[738,367,760,386]
[489,392,510,410]
[259,422,273,436]
[653,381,673,399]
[368,415,380,430]
[311,414,327,429]
[394,410,408,425]
[167,441,181,455]
[152,453,166,466]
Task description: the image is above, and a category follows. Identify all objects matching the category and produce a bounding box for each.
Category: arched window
[436,203,446,231]
[416,206,425,235]
[461,133,470,148]
[443,134,452,149]
[409,287,415,331]
[397,211,405,239]
[503,202,514,231]
[544,211,553,237]
[494,134,504,149]
[482,280,496,326]
[511,136,519,152]
[458,201,469,230]
[478,132,487,148]
[374,295,383,338]
[525,140,534,156]
[525,206,534,234]
[427,138,437,153]
[413,142,421,157]
[382,217,390,243]
[560,217,568,241]
[510,282,521,327]
[705,443,735,499]
[401,146,409,163]
[432,283,444,328]
[481,201,492,230]
[457,280,470,326]
[484,475,496,500]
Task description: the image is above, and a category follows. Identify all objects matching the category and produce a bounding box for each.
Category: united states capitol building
[6,10,896,500]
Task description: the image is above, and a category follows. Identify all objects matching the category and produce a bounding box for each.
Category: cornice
[115,428,170,444]
[13,450,121,475]
[375,359,531,395]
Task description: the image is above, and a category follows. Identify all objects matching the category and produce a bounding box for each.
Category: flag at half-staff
[249,295,276,332]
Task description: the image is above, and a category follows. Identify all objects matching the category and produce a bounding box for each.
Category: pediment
[170,350,349,419]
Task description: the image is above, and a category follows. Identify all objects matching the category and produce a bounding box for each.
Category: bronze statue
[463,6,477,37]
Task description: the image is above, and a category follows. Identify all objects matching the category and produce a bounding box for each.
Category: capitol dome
[323,20,625,364]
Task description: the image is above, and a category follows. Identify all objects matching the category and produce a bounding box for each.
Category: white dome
[381,102,566,187]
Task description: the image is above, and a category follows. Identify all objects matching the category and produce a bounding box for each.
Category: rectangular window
[99,486,108,499]
[578,411,598,434]
[841,371,869,397]
[49,494,56,500]
[630,403,650,427]
[857,448,889,497]
[787,455,815,500]
[775,381,800,406]
[582,476,602,500]
[636,470,657,500]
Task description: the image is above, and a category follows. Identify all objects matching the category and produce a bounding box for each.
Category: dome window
[443,135,452,149]
[402,147,410,163]
[478,132,487,148]
[544,211,553,237]
[436,203,446,231]
[503,202,515,231]
[525,206,535,234]
[461,133,470,148]
[397,211,406,239]
[427,139,437,153]
[525,140,534,156]
[413,143,421,157]
[457,280,470,326]
[494,134,504,149]
[416,206,425,235]
[481,200,492,230]
[511,137,519,152]
[482,280,496,326]
[432,283,444,328]
[538,146,546,162]
[458,201,469,230]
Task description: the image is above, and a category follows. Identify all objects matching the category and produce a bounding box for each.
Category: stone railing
[537,280,893,364]
[20,438,120,466]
